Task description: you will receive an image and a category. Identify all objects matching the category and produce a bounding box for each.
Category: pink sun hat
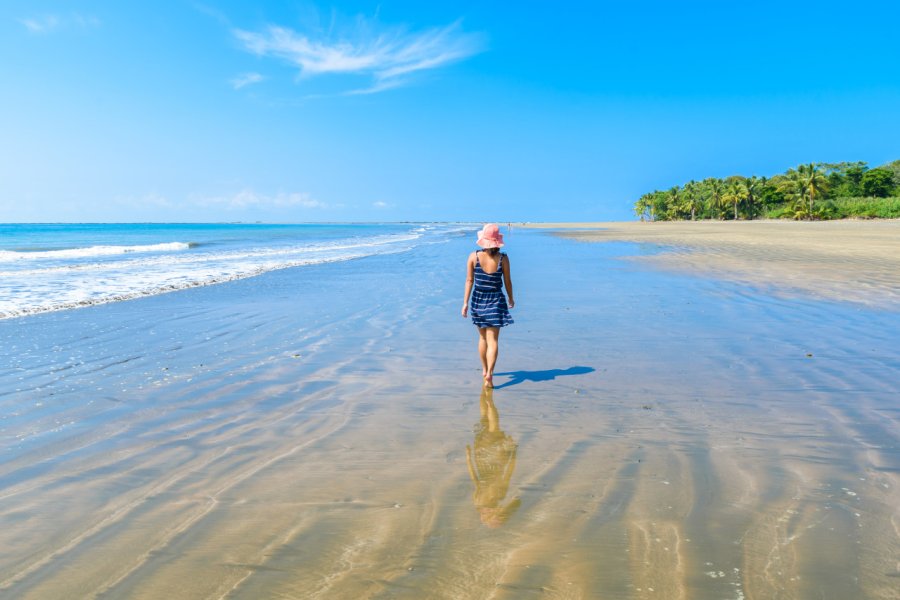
[476,223,504,248]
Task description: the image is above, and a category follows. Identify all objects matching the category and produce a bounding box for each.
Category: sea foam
[0,224,457,319]
[0,242,192,261]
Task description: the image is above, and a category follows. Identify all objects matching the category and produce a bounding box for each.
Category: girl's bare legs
[478,328,489,380]
[484,327,500,387]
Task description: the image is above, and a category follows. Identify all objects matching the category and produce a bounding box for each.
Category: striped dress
[470,251,514,328]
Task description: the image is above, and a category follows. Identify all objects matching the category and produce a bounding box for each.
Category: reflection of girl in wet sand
[466,388,521,527]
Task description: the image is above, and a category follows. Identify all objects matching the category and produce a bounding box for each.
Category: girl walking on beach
[462,223,515,388]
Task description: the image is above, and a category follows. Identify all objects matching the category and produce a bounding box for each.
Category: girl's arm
[502,254,515,308]
[462,252,475,317]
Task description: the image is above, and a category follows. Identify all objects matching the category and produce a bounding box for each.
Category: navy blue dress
[470,251,514,328]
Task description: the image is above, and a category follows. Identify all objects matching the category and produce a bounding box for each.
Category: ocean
[0,222,467,319]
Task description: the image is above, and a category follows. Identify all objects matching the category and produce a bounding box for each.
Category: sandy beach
[528,220,900,309]
[1,225,898,599]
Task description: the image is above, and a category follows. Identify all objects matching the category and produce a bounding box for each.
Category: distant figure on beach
[462,223,515,388]
[466,388,520,528]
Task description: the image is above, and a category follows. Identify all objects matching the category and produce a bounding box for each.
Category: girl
[462,223,515,388]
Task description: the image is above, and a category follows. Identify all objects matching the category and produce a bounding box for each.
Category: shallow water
[0,223,458,319]
[0,228,897,599]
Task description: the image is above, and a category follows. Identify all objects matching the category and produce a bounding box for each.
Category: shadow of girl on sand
[466,387,521,528]
[491,366,594,389]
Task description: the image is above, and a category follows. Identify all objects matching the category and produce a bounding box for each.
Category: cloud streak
[19,15,61,33]
[233,17,484,94]
[230,72,264,89]
[19,13,100,34]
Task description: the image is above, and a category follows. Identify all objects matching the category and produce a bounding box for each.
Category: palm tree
[778,168,808,219]
[651,190,670,221]
[666,186,681,220]
[724,179,748,220]
[634,193,654,221]
[799,163,828,219]
[705,178,726,219]
[683,180,700,220]
[779,164,828,219]
[743,176,760,220]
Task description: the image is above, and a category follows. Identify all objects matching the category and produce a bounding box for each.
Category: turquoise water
[0,222,467,318]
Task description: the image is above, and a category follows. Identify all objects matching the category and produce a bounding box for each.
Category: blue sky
[2,1,899,222]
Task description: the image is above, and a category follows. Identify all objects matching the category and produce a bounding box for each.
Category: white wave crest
[0,247,417,320]
[0,224,457,320]
[0,242,192,261]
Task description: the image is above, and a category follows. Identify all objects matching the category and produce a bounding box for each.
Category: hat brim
[476,237,504,248]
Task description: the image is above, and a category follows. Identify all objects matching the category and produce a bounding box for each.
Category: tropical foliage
[634,160,900,221]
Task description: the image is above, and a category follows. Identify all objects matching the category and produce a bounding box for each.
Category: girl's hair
[485,247,500,256]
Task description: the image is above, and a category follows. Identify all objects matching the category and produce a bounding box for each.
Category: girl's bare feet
[484,374,493,388]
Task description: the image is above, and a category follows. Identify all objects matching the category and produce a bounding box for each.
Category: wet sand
[1,227,898,598]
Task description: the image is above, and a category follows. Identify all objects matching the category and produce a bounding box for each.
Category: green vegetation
[634,160,900,221]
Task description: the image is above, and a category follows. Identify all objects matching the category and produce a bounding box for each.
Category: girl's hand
[461,303,468,317]
[508,298,515,309]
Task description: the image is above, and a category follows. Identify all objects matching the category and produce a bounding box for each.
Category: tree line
[634,160,900,221]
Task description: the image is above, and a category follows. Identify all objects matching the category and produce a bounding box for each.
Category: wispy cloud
[19,13,100,34]
[19,15,60,34]
[232,16,484,95]
[230,72,265,90]
[372,201,392,209]
[194,189,326,210]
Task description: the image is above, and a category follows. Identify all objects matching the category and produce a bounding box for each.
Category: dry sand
[526,220,900,308]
